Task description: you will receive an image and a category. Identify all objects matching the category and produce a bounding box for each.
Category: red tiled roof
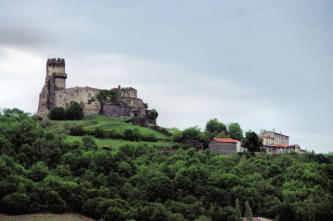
[213,138,240,143]
[275,144,288,148]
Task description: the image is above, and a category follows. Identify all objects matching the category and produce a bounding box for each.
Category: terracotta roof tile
[213,138,240,143]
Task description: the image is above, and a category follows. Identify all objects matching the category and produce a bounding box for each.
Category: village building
[208,138,241,155]
[259,130,305,154]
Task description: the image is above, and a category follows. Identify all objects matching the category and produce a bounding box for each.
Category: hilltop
[0,108,332,221]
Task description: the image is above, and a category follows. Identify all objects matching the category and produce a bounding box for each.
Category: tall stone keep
[37,58,67,118]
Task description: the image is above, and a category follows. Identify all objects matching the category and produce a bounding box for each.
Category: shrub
[48,107,65,120]
[69,125,85,136]
[93,128,107,138]
[1,192,31,214]
[143,134,157,142]
[124,128,140,141]
[147,109,158,121]
[65,102,84,120]
[82,135,97,151]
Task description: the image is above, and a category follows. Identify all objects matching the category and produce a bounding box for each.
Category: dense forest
[0,109,332,221]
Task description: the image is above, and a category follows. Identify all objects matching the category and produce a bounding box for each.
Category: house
[259,130,306,154]
[209,138,241,155]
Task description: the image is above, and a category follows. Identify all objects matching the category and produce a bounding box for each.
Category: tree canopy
[242,131,263,152]
[0,109,332,221]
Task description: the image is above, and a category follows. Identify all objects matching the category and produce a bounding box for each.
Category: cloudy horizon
[0,0,332,153]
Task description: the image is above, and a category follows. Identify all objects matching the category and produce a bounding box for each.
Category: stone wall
[209,141,237,155]
[55,87,101,115]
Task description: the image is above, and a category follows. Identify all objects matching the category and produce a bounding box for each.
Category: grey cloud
[0,22,50,46]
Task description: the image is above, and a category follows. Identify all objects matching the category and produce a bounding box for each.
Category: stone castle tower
[37,58,68,118]
[37,58,149,124]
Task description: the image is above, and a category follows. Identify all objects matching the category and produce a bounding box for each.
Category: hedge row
[69,126,158,142]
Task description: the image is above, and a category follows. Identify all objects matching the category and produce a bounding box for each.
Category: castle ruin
[37,58,149,124]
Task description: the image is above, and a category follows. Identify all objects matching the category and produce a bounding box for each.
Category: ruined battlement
[112,85,137,98]
[47,58,65,67]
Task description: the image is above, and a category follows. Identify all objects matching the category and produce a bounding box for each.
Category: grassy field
[43,115,169,140]
[66,136,178,149]
[0,213,95,221]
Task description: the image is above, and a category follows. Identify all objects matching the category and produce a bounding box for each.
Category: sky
[0,0,332,153]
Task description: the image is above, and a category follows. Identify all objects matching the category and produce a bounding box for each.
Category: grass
[66,136,178,149]
[43,115,169,140]
[0,213,95,221]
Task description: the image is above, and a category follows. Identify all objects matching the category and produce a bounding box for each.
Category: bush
[82,135,97,151]
[65,102,84,120]
[147,109,158,121]
[48,107,65,120]
[1,193,31,214]
[69,126,85,136]
[93,128,107,138]
[124,129,140,141]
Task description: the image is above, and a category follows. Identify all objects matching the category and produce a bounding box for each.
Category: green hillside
[42,115,180,149]
[0,109,333,221]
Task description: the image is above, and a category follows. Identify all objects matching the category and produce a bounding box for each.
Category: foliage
[244,201,253,221]
[147,109,158,121]
[228,123,243,141]
[0,109,333,221]
[48,107,65,120]
[65,102,84,120]
[242,131,263,152]
[234,198,242,220]
[96,89,121,104]
[205,118,227,136]
[49,103,84,121]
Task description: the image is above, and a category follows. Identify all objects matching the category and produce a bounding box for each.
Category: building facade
[209,138,241,155]
[259,130,305,154]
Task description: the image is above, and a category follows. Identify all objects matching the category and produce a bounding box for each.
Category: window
[88,93,91,98]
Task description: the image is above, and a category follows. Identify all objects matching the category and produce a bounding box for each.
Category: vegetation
[242,131,263,152]
[49,102,84,121]
[65,102,84,120]
[0,109,333,221]
[0,213,94,221]
[96,89,121,114]
[48,107,65,120]
[147,109,158,121]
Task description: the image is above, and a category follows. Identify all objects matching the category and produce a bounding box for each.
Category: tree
[1,193,31,214]
[205,119,227,136]
[242,131,263,152]
[244,201,253,221]
[48,107,65,120]
[228,123,243,141]
[235,198,242,220]
[65,102,84,120]
[96,89,121,114]
[147,109,158,121]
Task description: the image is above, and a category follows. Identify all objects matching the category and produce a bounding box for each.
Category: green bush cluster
[48,102,84,120]
[146,109,158,121]
[1,109,333,221]
[69,126,158,142]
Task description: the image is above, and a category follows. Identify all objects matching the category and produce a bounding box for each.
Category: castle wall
[55,87,101,115]
[47,66,65,77]
[55,78,66,90]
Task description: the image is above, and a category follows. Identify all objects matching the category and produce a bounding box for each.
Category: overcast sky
[0,0,332,153]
